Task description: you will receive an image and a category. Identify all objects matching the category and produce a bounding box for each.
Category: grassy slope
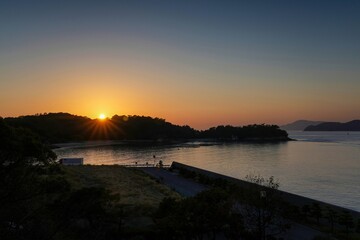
[63,165,181,226]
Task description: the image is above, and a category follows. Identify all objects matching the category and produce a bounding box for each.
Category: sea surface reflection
[55,131,360,211]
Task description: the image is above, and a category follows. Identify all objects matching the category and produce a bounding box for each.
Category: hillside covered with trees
[304,120,360,131]
[3,113,289,143]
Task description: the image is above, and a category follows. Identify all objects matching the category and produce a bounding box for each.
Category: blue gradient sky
[1,0,359,129]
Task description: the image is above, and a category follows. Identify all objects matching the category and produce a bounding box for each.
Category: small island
[304,120,360,131]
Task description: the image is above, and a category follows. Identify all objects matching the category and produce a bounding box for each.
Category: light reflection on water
[55,132,360,211]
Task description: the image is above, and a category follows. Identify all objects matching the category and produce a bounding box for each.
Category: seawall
[171,161,360,219]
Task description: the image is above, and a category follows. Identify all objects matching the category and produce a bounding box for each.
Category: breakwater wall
[171,161,360,219]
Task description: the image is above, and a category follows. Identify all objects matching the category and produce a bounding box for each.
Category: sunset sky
[1,0,359,129]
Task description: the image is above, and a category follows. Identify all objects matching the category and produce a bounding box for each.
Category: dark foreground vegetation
[174,167,360,240]
[1,119,360,239]
[4,112,289,143]
[0,119,181,240]
[0,119,124,239]
[155,175,289,240]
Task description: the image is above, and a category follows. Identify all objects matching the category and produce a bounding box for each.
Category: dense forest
[3,113,289,143]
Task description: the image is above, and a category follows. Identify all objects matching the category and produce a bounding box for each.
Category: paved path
[139,167,207,197]
[139,167,328,239]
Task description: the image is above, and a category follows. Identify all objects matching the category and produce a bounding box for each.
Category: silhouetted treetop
[200,124,288,140]
[4,113,289,143]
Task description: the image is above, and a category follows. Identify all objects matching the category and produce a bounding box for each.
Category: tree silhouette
[339,211,354,239]
[0,118,59,239]
[4,113,289,143]
[325,206,338,233]
[310,203,322,225]
[155,188,240,239]
[240,175,289,240]
[0,119,124,239]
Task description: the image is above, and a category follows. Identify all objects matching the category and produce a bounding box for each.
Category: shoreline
[64,163,358,239]
[169,161,360,217]
[52,137,293,149]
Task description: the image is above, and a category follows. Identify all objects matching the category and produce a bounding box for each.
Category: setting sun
[99,113,106,120]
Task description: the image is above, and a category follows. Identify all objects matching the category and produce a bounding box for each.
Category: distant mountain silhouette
[304,120,360,131]
[280,120,324,131]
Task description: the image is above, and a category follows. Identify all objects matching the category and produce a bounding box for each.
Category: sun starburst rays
[82,117,124,141]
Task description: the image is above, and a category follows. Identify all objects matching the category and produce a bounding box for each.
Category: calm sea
[55,131,360,211]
